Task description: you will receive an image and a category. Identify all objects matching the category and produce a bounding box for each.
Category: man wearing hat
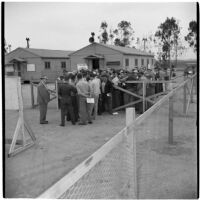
[58,75,77,126]
[37,75,50,124]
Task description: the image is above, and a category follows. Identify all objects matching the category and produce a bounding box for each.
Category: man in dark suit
[37,76,50,124]
[102,74,113,115]
[58,76,77,126]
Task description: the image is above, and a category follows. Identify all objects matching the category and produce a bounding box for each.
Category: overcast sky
[5,2,197,59]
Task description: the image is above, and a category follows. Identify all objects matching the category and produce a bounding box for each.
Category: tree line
[95,18,197,72]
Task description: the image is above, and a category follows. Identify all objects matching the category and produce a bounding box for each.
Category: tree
[4,38,12,54]
[4,38,8,54]
[97,20,134,47]
[98,21,109,44]
[155,17,181,77]
[185,20,197,51]
[114,20,134,47]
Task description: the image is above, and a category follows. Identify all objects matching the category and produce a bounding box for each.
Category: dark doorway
[17,63,21,76]
[92,59,99,70]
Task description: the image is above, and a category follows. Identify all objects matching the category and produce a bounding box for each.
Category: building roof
[69,42,154,57]
[84,54,104,59]
[99,43,154,57]
[18,48,74,58]
[10,58,26,62]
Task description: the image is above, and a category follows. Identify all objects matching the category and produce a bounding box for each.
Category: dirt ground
[4,77,197,198]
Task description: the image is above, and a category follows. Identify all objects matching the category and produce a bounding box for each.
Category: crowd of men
[37,67,172,126]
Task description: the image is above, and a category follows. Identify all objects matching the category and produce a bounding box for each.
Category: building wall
[21,57,44,81]
[5,48,70,82]
[123,55,154,71]
[70,55,87,71]
[70,43,124,71]
[5,48,43,81]
[41,58,70,81]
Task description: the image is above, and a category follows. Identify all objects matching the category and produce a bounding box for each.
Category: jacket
[58,82,77,104]
[37,82,50,105]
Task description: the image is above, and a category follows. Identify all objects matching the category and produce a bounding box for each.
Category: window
[125,58,129,66]
[106,61,120,66]
[152,59,154,65]
[45,62,50,69]
[135,59,138,66]
[141,59,144,66]
[147,59,149,66]
[61,62,66,69]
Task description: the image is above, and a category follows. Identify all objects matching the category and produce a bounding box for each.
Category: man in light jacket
[90,73,101,119]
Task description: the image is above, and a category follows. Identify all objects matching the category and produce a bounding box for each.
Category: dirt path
[5,78,197,198]
[5,108,126,198]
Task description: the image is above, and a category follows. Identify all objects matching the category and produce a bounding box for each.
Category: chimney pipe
[26,37,30,48]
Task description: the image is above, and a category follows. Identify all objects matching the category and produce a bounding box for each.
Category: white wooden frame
[6,77,36,157]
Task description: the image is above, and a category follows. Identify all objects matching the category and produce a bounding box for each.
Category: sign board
[27,64,36,72]
[147,64,151,69]
[86,98,94,103]
[77,63,88,71]
[6,65,14,72]
[5,76,20,110]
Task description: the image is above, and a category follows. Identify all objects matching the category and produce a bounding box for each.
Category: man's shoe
[88,121,93,124]
[78,122,87,125]
[60,124,65,127]
[40,121,48,124]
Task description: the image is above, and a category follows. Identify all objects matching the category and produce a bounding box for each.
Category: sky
[4,2,197,59]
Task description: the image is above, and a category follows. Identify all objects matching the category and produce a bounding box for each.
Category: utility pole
[142,38,147,51]
[175,42,178,68]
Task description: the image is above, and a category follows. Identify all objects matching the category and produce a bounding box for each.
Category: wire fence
[134,74,197,198]
[60,129,135,199]
[38,126,136,199]
[38,74,197,199]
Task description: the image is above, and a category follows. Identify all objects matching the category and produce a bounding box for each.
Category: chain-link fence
[38,74,197,199]
[60,130,135,199]
[39,126,136,199]
[134,74,197,198]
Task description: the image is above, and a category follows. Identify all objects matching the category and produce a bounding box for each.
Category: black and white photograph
[3,1,198,199]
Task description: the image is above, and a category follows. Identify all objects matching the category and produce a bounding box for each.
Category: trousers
[60,103,75,125]
[39,103,48,123]
[92,95,99,119]
[79,96,92,124]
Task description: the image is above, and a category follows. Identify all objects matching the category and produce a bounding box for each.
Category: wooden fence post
[56,80,59,110]
[30,80,34,108]
[142,81,146,113]
[183,76,187,114]
[190,78,194,103]
[195,74,197,95]
[126,108,137,198]
[168,95,174,144]
[186,77,194,114]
